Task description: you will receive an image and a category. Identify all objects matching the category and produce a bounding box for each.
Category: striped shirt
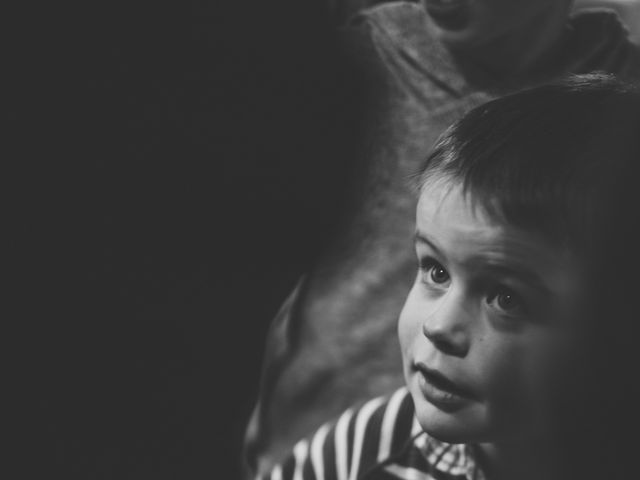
[257,387,484,480]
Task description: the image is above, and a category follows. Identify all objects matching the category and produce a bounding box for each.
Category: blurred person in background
[246,0,640,476]
[328,0,640,40]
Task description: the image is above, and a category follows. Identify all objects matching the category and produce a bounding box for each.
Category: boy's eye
[487,288,527,316]
[430,265,449,284]
[420,258,450,285]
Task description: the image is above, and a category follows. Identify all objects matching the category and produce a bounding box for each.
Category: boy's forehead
[417,180,494,233]
[418,179,541,245]
[416,182,581,291]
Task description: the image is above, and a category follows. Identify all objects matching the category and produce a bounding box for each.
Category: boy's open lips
[414,362,475,411]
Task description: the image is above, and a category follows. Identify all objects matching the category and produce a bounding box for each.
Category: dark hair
[417,73,640,250]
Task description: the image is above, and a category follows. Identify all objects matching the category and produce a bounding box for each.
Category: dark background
[17,1,362,478]
[12,1,640,479]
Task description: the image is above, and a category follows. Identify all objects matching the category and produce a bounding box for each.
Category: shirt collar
[413,430,484,480]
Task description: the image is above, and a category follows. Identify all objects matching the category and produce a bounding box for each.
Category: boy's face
[399,180,583,444]
[422,0,572,50]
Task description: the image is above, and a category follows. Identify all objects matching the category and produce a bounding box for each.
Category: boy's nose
[422,291,471,357]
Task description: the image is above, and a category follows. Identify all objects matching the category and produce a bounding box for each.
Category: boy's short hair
[417,73,640,250]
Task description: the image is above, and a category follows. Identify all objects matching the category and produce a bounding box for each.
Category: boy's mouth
[414,362,475,410]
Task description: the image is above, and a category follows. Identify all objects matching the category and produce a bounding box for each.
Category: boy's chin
[412,392,487,444]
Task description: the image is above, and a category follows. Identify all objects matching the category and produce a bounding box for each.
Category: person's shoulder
[257,387,417,480]
[340,1,455,95]
[347,1,437,48]
[352,1,427,29]
[312,386,418,474]
[350,385,417,457]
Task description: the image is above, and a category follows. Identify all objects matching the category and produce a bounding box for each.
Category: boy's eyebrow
[414,230,443,256]
[478,263,553,296]
[416,229,554,296]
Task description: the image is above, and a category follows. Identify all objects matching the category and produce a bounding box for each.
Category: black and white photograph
[17,1,640,479]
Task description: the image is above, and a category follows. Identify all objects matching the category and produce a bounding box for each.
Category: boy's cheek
[480,335,567,421]
[397,290,424,347]
[465,344,540,435]
[397,313,414,361]
[397,306,422,365]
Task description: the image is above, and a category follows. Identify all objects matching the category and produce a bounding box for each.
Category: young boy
[248,1,640,471]
[255,74,640,480]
